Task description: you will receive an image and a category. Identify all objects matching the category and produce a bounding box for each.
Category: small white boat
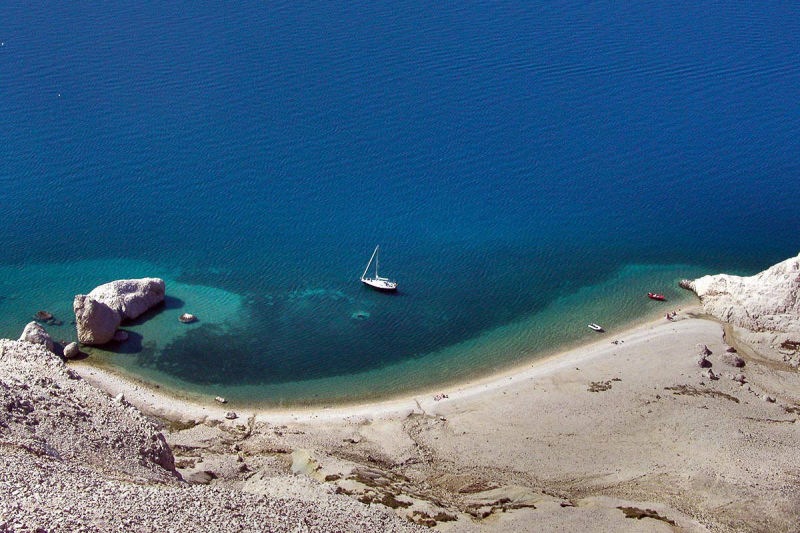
[588,323,604,332]
[361,245,398,291]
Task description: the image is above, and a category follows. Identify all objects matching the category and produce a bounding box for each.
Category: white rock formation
[683,252,800,333]
[18,321,54,353]
[88,277,166,320]
[74,294,122,345]
[73,278,166,345]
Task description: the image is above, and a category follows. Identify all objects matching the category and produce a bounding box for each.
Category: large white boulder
[73,295,122,345]
[87,278,165,321]
[18,321,54,353]
[683,252,800,333]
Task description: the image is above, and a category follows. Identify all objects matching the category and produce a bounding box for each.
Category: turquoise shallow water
[1,1,799,404]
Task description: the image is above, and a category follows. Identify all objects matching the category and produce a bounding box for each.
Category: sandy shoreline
[29,294,800,530]
[72,307,700,423]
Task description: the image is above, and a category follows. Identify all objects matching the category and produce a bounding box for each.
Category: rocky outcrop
[74,294,122,345]
[87,278,165,321]
[681,253,800,333]
[179,313,197,323]
[18,321,54,353]
[73,278,165,345]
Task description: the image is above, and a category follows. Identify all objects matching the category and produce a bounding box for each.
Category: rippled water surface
[1,2,799,403]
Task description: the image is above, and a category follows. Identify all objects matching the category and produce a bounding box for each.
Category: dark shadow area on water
[104,331,145,355]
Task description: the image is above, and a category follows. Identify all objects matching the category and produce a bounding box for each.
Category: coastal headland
[2,255,800,531]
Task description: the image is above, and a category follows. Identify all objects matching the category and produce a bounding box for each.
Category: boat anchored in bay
[361,245,398,292]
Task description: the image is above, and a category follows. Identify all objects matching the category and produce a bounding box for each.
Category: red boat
[648,292,666,301]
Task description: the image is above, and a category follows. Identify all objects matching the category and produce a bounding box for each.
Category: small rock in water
[225,411,238,420]
[179,313,197,323]
[215,396,227,404]
[63,342,80,359]
[113,330,129,342]
[34,310,54,321]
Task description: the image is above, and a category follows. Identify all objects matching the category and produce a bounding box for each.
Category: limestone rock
[682,253,800,333]
[113,330,129,342]
[63,342,80,359]
[73,295,121,345]
[225,411,238,420]
[721,353,745,367]
[186,470,217,485]
[702,368,718,380]
[87,278,165,321]
[215,396,227,404]
[697,357,712,368]
[696,344,712,357]
[179,313,197,323]
[18,322,54,353]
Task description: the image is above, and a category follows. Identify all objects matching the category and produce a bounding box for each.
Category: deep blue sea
[1,1,799,405]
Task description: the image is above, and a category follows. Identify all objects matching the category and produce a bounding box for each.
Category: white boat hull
[361,278,398,291]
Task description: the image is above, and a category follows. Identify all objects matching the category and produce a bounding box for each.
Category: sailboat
[361,245,398,291]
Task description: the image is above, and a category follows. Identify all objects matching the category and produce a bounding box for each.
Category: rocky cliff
[682,252,800,367]
[682,252,800,333]
[0,340,421,532]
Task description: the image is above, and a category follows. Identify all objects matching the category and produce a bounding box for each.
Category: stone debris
[0,339,422,533]
[721,353,745,367]
[697,357,712,368]
[696,344,712,357]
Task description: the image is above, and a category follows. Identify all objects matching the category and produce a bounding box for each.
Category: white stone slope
[684,252,800,333]
[0,340,422,533]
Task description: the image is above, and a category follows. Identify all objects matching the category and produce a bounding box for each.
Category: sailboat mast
[375,246,379,277]
[362,245,379,280]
